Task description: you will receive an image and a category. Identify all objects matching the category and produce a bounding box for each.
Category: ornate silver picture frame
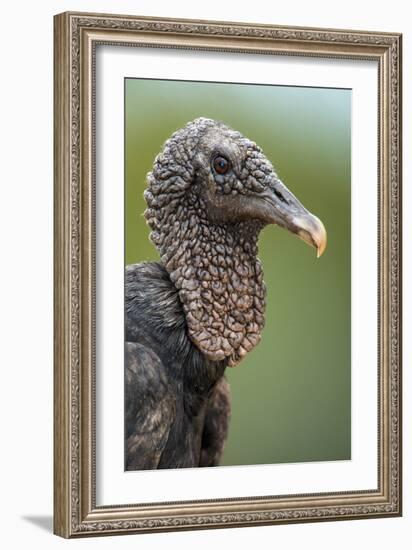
[54,11,402,538]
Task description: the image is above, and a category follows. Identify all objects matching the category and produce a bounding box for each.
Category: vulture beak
[260,178,327,258]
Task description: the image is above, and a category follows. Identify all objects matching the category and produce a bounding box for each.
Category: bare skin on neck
[144,117,326,366]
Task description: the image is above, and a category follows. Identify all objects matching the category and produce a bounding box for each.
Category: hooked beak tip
[315,217,327,258]
[315,219,327,258]
[296,214,327,258]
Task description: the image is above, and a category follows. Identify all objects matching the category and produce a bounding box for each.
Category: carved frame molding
[54,11,402,538]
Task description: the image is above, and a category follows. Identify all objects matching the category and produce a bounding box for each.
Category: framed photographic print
[53,11,402,538]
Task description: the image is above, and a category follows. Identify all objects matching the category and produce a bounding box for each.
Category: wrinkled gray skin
[125,117,326,470]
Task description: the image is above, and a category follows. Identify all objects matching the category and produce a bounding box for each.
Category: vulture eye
[213,155,231,175]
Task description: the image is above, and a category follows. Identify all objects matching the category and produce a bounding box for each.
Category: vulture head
[144,117,326,366]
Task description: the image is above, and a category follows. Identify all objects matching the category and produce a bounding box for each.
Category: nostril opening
[274,188,289,204]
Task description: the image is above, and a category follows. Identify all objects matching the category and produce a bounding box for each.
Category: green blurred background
[125,78,351,466]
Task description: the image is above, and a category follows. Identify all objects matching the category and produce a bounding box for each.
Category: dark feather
[125,262,229,470]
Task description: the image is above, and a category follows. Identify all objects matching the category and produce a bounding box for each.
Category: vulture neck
[160,195,266,366]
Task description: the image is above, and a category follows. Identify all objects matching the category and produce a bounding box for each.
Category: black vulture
[125,117,326,470]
